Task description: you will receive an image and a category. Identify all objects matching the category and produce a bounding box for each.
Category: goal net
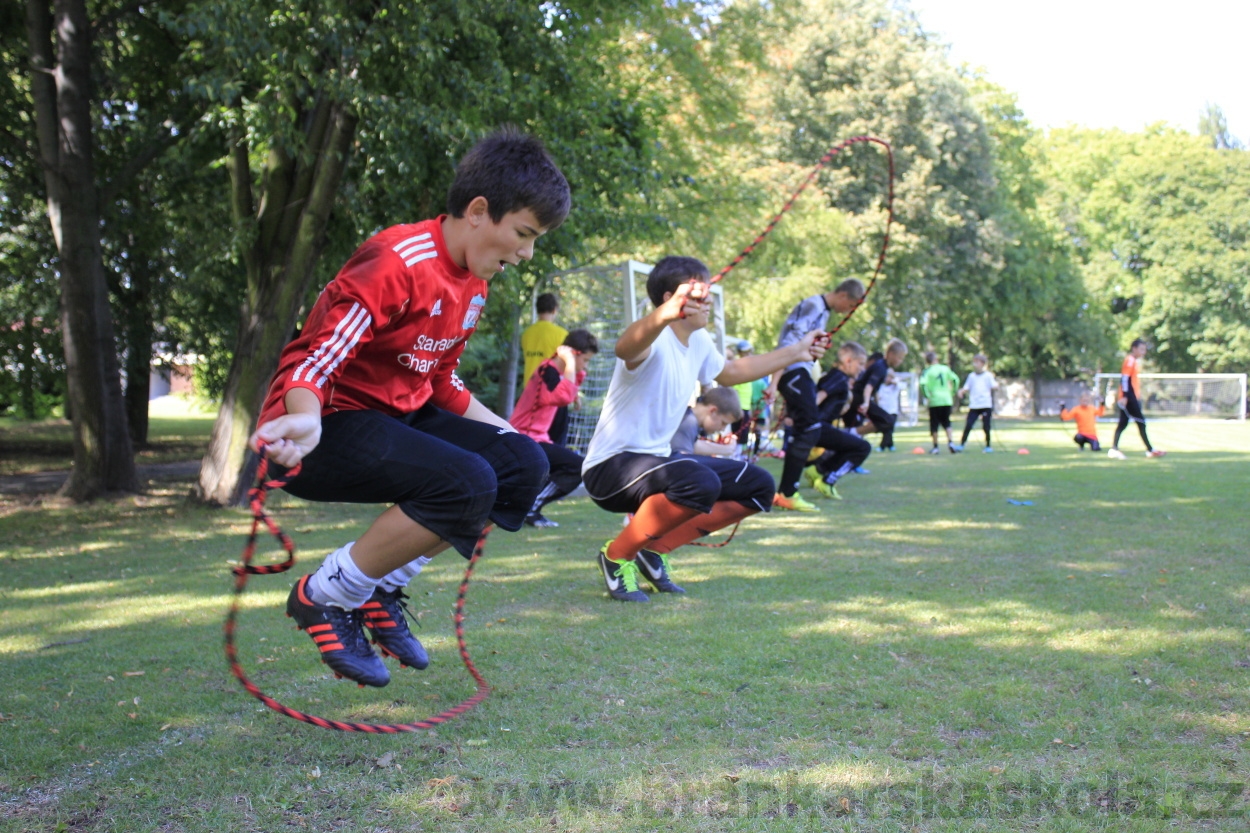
[893,371,921,427]
[1092,373,1247,420]
[532,261,727,455]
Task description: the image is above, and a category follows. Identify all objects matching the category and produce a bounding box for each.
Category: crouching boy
[581,256,827,601]
[248,130,568,687]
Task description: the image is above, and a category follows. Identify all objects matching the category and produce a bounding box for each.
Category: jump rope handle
[677,279,711,319]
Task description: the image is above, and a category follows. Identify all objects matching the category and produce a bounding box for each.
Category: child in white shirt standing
[875,370,901,451]
[956,353,999,452]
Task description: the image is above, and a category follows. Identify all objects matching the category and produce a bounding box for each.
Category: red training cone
[1017,448,1030,455]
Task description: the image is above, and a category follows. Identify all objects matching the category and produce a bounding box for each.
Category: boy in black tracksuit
[770,279,866,512]
[846,339,908,439]
[803,342,873,500]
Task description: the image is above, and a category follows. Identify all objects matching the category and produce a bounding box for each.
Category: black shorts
[539,441,584,495]
[548,405,570,446]
[1119,391,1145,421]
[778,368,821,429]
[583,452,774,515]
[928,405,952,431]
[279,405,548,558]
[844,401,891,430]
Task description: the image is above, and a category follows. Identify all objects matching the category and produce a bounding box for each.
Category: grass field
[1,420,1247,831]
[0,397,217,476]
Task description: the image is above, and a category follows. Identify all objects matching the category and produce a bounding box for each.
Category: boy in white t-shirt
[956,353,999,452]
[874,370,901,451]
[582,256,827,602]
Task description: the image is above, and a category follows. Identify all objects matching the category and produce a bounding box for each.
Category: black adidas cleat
[597,542,649,602]
[636,549,686,594]
[286,575,390,688]
[361,586,429,670]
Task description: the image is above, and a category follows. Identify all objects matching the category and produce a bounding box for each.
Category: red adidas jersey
[259,217,487,425]
[1120,353,1140,399]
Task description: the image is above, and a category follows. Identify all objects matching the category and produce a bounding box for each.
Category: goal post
[1091,373,1247,420]
[532,261,727,455]
[893,371,921,427]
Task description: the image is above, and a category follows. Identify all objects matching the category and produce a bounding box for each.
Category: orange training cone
[912,446,927,454]
[1017,448,1030,455]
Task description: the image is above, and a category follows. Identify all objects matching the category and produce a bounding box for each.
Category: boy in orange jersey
[1059,391,1106,451]
[1108,339,1165,459]
[248,130,569,687]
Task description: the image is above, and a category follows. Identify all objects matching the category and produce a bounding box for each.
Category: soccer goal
[532,261,727,455]
[1092,373,1247,420]
[893,371,921,427]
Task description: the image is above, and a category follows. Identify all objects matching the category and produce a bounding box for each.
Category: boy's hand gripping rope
[223,455,491,733]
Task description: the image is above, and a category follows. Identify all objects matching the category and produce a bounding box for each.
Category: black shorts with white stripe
[278,404,548,559]
[582,452,774,516]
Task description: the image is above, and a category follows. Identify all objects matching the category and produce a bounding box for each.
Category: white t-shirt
[963,370,997,409]
[583,326,725,472]
[876,381,900,415]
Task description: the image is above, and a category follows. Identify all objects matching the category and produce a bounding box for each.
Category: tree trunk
[26,0,137,499]
[18,295,37,420]
[496,302,523,418]
[193,103,358,506]
[121,243,154,446]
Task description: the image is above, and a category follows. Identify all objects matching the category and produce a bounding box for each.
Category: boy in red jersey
[510,328,599,528]
[1108,338,1165,459]
[248,130,570,687]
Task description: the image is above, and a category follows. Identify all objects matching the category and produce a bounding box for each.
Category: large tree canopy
[1046,127,1250,372]
[1,0,1247,502]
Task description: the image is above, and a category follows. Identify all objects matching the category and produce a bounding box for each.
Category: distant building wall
[992,379,1095,417]
[149,364,197,399]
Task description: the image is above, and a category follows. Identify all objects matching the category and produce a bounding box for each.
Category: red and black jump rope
[224,455,491,732]
[225,136,895,730]
[690,135,895,546]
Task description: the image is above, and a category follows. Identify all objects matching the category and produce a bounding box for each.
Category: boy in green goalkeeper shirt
[919,351,959,454]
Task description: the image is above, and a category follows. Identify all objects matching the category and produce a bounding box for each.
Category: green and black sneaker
[597,541,649,602]
[636,549,686,594]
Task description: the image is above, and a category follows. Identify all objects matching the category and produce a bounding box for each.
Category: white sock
[827,461,854,484]
[378,556,432,593]
[306,542,378,610]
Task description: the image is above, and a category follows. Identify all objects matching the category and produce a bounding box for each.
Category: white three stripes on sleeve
[291,302,373,389]
[393,232,438,267]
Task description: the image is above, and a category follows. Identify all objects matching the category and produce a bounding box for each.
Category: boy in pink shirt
[510,329,599,527]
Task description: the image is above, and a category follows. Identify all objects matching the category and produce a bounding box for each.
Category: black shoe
[286,575,390,687]
[525,513,560,529]
[597,542,649,602]
[636,549,686,593]
[361,586,429,670]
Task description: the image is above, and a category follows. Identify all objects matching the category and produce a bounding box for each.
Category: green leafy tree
[182,0,744,504]
[23,0,139,497]
[12,0,199,495]
[965,76,1112,384]
[1047,127,1250,372]
[0,206,63,418]
[1199,103,1243,151]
